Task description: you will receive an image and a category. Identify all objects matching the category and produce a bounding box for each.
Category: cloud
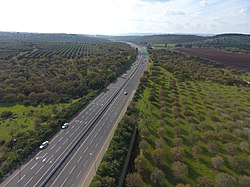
[201,0,209,6]
[166,10,186,16]
[140,0,172,3]
[240,7,250,15]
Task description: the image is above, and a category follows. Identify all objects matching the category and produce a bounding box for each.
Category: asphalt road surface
[1,46,148,187]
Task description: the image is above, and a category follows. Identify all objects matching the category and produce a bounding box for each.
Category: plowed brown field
[177,47,250,71]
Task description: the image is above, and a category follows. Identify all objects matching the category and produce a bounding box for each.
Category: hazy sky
[0,0,249,35]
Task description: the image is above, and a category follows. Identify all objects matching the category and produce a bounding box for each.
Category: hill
[191,34,250,52]
[109,33,250,53]
[111,34,207,44]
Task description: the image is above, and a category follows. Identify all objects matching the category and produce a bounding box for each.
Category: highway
[0,46,148,187]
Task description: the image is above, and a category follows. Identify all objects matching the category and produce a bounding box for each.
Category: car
[124,92,128,95]
[61,123,69,129]
[39,141,49,149]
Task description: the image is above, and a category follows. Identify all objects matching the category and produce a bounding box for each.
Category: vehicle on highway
[62,123,69,129]
[124,92,128,95]
[39,141,49,149]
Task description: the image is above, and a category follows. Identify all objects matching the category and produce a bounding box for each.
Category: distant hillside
[0,32,108,43]
[111,34,207,44]
[110,33,250,50]
[191,34,250,51]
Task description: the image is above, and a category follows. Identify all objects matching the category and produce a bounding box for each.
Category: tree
[173,127,181,137]
[207,141,219,155]
[155,138,166,148]
[175,184,190,187]
[101,176,116,187]
[211,155,224,170]
[140,128,149,139]
[150,168,165,186]
[171,147,186,161]
[171,161,188,181]
[159,120,166,127]
[1,111,14,119]
[152,148,166,166]
[195,176,213,187]
[172,137,183,147]
[142,118,151,128]
[228,155,249,173]
[225,143,237,155]
[215,172,237,187]
[192,145,202,160]
[134,153,147,174]
[238,175,250,187]
[157,127,166,138]
[225,121,237,132]
[240,141,249,151]
[125,172,143,187]
[139,139,149,153]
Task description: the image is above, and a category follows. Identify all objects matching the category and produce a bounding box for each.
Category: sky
[0,0,249,35]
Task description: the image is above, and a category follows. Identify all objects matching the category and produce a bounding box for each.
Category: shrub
[151,168,165,187]
[215,172,237,187]
[195,176,213,187]
[171,161,188,181]
[238,175,250,187]
[1,111,14,119]
[211,155,224,170]
[125,172,143,187]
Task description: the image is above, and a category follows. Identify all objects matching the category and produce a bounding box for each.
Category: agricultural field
[176,47,250,72]
[0,32,108,60]
[0,40,33,59]
[21,42,125,59]
[125,50,250,187]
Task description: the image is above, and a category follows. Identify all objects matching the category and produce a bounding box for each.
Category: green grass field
[131,63,250,186]
[0,101,77,156]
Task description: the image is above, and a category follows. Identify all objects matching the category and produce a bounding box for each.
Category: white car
[39,141,49,149]
[124,92,128,95]
[62,123,69,129]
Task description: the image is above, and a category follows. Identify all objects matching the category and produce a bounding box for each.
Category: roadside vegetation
[0,39,136,180]
[90,114,137,187]
[124,50,250,186]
